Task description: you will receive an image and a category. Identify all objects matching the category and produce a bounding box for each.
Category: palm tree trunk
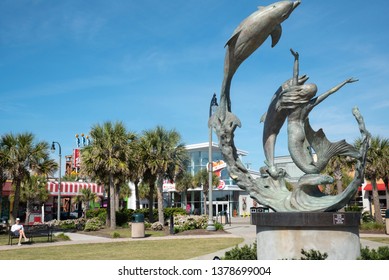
[203,192,207,215]
[11,179,21,224]
[148,184,154,223]
[115,187,119,211]
[109,173,116,229]
[25,200,33,225]
[371,179,383,223]
[157,175,164,224]
[106,187,110,228]
[384,177,389,211]
[135,179,140,210]
[182,190,188,211]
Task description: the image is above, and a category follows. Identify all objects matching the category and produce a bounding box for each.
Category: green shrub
[112,232,121,238]
[359,246,389,260]
[144,221,151,229]
[361,212,375,223]
[223,242,257,260]
[58,220,76,230]
[300,249,328,260]
[116,208,133,226]
[214,221,224,231]
[164,207,187,218]
[87,208,107,223]
[173,215,208,233]
[47,218,86,231]
[344,205,363,212]
[360,221,385,231]
[55,232,70,241]
[84,217,105,231]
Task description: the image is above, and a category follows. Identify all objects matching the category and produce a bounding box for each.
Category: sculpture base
[251,212,361,260]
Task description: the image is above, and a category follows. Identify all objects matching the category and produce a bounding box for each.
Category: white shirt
[11,224,23,232]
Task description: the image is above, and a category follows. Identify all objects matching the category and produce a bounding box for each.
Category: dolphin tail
[220,39,238,115]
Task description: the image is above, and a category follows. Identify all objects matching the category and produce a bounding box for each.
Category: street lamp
[51,141,62,221]
[207,93,218,231]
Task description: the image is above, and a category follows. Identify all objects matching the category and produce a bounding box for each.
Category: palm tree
[127,140,145,210]
[381,144,389,212]
[139,126,188,224]
[193,168,220,215]
[0,145,9,219]
[74,188,98,217]
[355,136,389,223]
[175,171,195,211]
[323,155,353,195]
[1,132,56,224]
[20,175,50,224]
[80,121,136,229]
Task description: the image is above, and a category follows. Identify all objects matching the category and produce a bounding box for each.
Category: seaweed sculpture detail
[211,1,370,212]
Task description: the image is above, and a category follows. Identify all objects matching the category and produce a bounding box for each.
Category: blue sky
[1,0,388,173]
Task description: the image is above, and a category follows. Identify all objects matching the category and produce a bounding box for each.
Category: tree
[139,126,188,224]
[355,136,389,223]
[126,140,145,210]
[74,188,98,217]
[80,121,136,229]
[382,144,389,212]
[323,155,353,195]
[1,132,56,224]
[175,171,195,211]
[0,145,9,219]
[20,175,50,224]
[193,168,220,215]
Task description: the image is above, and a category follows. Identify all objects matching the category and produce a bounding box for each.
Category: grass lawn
[0,237,243,260]
[361,237,389,245]
[0,227,242,260]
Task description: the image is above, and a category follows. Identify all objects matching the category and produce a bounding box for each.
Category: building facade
[127,142,263,218]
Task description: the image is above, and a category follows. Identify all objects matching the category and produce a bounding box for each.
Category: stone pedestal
[251,212,361,260]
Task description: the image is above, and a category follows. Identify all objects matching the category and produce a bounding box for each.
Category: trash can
[385,209,389,235]
[219,211,228,224]
[131,213,145,238]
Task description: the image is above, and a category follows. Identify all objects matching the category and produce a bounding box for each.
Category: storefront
[1,180,104,223]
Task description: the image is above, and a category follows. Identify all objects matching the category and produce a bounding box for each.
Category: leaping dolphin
[219,1,301,114]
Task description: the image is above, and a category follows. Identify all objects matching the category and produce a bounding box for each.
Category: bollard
[169,215,175,235]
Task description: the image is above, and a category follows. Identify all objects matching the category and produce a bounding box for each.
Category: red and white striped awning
[47,182,104,197]
[364,183,386,191]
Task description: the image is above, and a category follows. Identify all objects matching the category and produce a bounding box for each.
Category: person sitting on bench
[11,218,29,246]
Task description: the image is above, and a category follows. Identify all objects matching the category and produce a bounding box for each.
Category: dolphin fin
[270,24,282,48]
[260,112,267,123]
[225,30,241,48]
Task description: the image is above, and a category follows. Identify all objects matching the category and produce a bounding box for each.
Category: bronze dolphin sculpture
[219,1,301,115]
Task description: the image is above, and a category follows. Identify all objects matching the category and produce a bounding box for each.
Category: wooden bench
[8,224,53,245]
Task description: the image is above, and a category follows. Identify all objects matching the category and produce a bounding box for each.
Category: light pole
[51,141,62,221]
[207,93,218,231]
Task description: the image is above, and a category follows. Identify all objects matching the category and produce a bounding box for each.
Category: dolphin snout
[293,1,301,10]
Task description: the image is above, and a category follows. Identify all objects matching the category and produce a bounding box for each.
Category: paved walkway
[0,217,387,260]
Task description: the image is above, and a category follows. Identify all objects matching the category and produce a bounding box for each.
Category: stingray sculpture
[211,1,371,212]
